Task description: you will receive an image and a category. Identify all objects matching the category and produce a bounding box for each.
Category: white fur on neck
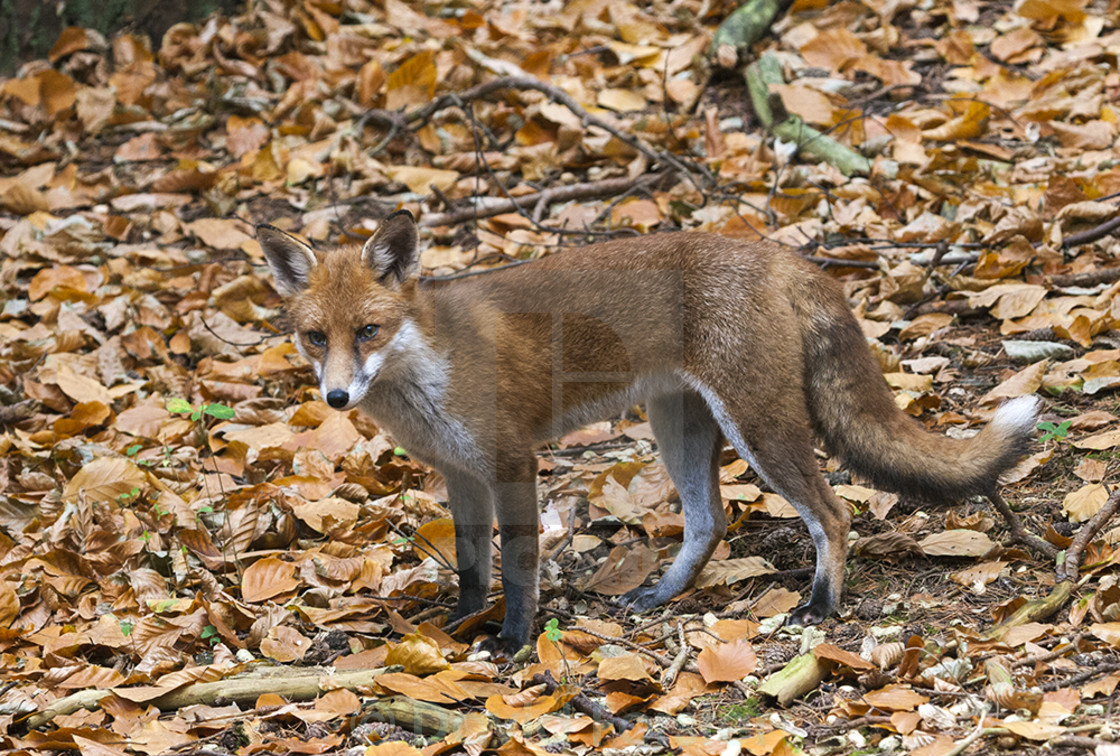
[359,319,475,467]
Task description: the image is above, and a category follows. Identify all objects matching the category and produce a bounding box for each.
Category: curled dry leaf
[950,561,1007,594]
[385,633,451,676]
[870,642,906,671]
[813,643,873,673]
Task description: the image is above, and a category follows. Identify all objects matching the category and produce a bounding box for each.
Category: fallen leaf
[385,633,451,675]
[919,530,996,558]
[63,457,146,504]
[697,640,757,683]
[1062,483,1109,523]
[241,557,300,602]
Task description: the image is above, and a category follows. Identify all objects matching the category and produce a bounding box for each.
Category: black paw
[786,601,831,627]
[618,585,666,613]
[469,632,531,661]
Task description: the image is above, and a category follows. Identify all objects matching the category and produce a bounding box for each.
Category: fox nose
[326,389,349,409]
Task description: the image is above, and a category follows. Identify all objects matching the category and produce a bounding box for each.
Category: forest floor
[2,0,1120,754]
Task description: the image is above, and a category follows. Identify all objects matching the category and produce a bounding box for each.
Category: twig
[26,666,393,729]
[942,713,990,756]
[531,671,633,731]
[1011,635,1081,669]
[443,601,498,635]
[421,174,665,227]
[662,622,691,687]
[1059,488,1120,581]
[424,258,535,282]
[1041,660,1120,692]
[1051,735,1113,749]
[1061,214,1120,249]
[574,626,672,667]
[1050,267,1120,288]
[987,490,1059,559]
[803,255,881,270]
[404,76,709,187]
[200,313,273,348]
[543,511,577,562]
[386,520,455,572]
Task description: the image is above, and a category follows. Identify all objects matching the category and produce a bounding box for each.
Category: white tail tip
[991,395,1042,434]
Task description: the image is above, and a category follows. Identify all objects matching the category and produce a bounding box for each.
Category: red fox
[258,210,1039,653]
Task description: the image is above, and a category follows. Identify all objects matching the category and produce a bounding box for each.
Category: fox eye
[357,324,379,341]
[305,330,327,347]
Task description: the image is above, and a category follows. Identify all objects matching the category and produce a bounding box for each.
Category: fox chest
[362,383,476,471]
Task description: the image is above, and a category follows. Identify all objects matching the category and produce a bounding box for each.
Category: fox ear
[362,210,418,284]
[257,225,318,295]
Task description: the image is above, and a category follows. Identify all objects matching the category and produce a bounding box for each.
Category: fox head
[257,210,421,410]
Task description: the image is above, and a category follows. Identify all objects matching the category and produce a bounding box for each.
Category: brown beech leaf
[241,556,300,602]
[697,640,758,683]
[0,581,18,627]
[1062,483,1109,523]
[385,633,451,675]
[599,653,653,682]
[260,625,312,663]
[63,457,147,504]
[694,557,776,589]
[918,529,996,558]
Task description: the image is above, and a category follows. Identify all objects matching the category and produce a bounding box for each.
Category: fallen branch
[661,622,690,687]
[379,76,708,187]
[421,173,664,228]
[710,0,792,62]
[360,695,471,741]
[26,665,391,730]
[531,671,632,732]
[986,490,1120,639]
[942,714,989,756]
[743,53,872,177]
[1058,488,1120,582]
[1041,660,1120,692]
[1050,267,1120,288]
[757,653,831,707]
[987,490,1059,559]
[1061,214,1120,249]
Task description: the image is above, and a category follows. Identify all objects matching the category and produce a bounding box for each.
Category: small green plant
[125,444,142,457]
[201,625,221,646]
[167,398,236,422]
[119,619,134,637]
[1038,419,1072,442]
[117,486,140,504]
[544,617,562,642]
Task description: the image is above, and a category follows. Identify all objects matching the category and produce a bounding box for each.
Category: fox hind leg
[621,390,725,611]
[693,382,851,624]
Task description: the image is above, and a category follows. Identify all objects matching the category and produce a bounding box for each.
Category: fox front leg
[444,471,495,623]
